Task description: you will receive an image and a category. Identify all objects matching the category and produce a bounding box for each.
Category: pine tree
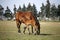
[22,4,26,12]
[13,4,17,14]
[45,0,50,18]
[13,4,17,20]
[17,5,21,11]
[27,3,32,11]
[51,4,57,18]
[57,5,60,21]
[4,6,12,20]
[38,11,41,17]
[32,4,37,17]
[57,5,60,16]
[0,5,4,16]
[40,3,45,18]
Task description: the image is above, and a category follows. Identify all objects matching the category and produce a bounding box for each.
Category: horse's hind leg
[31,26,34,33]
[28,27,31,35]
[23,26,31,35]
[23,27,27,34]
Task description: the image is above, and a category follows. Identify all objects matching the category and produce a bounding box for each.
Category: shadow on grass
[39,33,53,36]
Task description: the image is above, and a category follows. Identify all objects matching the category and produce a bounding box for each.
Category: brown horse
[15,11,40,35]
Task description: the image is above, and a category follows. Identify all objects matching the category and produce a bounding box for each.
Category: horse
[15,11,40,35]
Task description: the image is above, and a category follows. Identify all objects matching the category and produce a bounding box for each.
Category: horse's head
[36,20,40,35]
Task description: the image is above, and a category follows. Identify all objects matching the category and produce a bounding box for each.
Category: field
[0,21,60,40]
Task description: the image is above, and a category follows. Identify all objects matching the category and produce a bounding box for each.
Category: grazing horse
[15,11,40,35]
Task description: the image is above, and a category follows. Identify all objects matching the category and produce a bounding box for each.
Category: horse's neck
[34,16,40,27]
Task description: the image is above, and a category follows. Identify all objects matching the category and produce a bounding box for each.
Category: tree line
[0,0,60,21]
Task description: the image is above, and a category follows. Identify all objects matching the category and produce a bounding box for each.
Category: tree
[57,5,60,21]
[57,5,60,16]
[27,3,37,17]
[13,4,17,14]
[0,5,4,16]
[17,5,21,11]
[32,4,37,17]
[13,4,17,20]
[27,3,32,11]
[22,4,26,12]
[4,6,12,20]
[45,0,50,18]
[40,3,45,18]
[0,5,4,20]
[51,4,57,19]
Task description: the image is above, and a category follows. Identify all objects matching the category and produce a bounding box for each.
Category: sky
[0,0,60,13]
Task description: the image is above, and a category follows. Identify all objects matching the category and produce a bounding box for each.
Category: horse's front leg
[33,26,38,35]
[16,21,21,33]
[17,25,20,33]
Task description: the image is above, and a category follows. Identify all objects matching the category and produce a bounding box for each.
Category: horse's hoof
[23,31,25,34]
[32,32,34,34]
[18,31,21,33]
[18,32,21,33]
[34,33,36,35]
[29,33,31,35]
[37,33,40,35]
[23,33,25,34]
[37,32,40,35]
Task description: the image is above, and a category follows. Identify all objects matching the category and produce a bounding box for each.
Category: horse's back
[16,11,36,23]
[15,11,24,20]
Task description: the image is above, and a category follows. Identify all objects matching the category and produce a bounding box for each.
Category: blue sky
[0,0,60,12]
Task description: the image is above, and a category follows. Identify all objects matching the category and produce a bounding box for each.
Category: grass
[0,21,60,40]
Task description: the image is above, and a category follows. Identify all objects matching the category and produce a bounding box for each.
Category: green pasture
[0,21,60,40]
